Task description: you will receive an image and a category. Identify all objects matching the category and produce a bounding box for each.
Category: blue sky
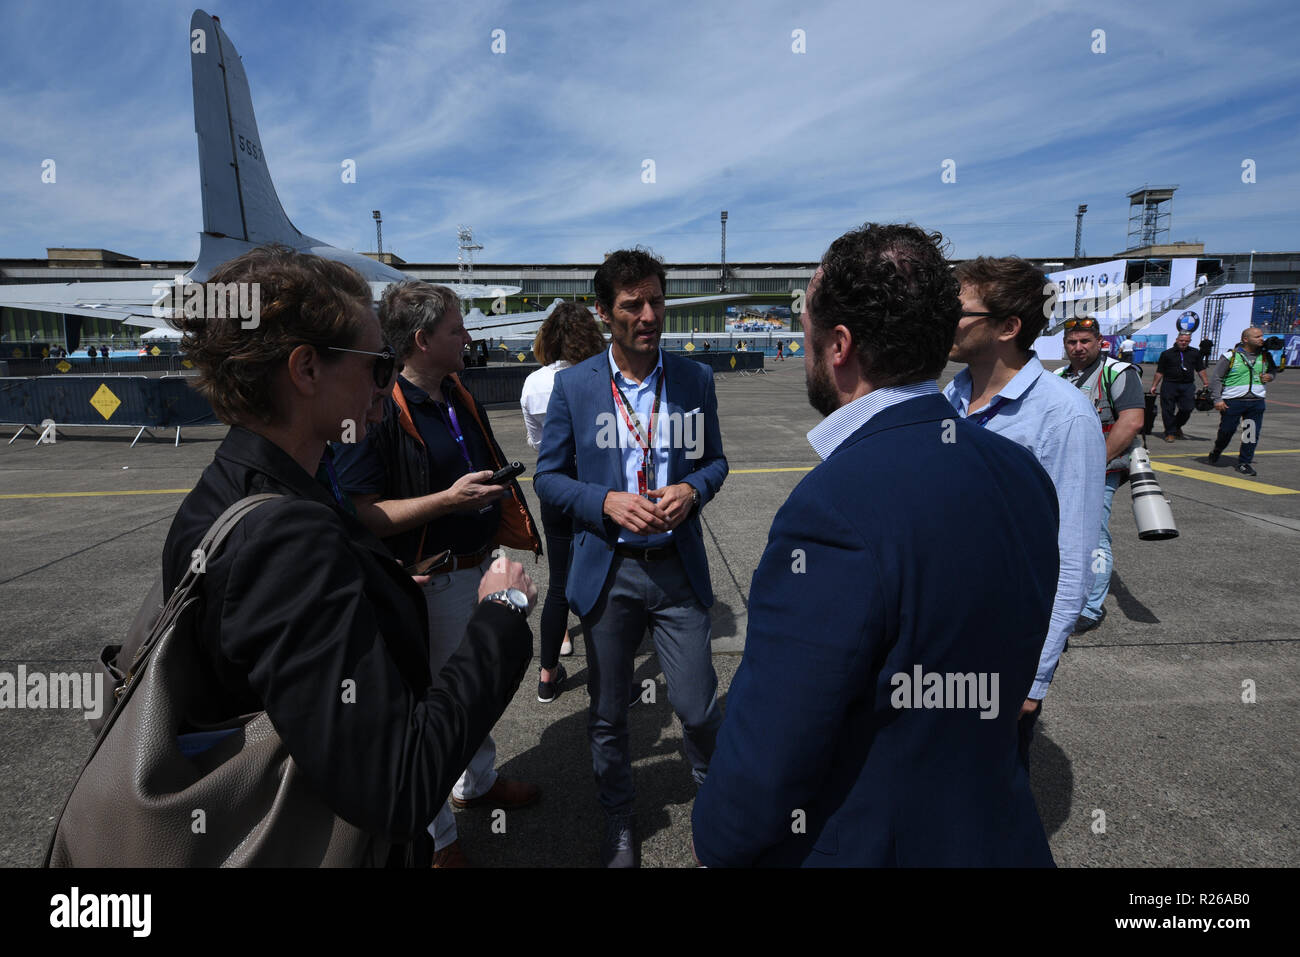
[1,0,1297,265]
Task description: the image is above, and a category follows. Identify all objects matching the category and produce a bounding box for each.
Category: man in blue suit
[692,224,1058,867]
[535,248,728,867]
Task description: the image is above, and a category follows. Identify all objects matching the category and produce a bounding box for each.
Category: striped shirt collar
[807,379,940,461]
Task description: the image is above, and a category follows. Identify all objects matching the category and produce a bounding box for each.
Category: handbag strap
[122,493,282,691]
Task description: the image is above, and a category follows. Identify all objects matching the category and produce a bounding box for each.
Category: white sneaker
[560,635,573,656]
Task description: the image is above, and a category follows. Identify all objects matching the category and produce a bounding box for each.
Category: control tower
[1126,185,1178,251]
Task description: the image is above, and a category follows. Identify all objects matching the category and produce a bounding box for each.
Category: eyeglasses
[1063,318,1099,331]
[328,344,397,388]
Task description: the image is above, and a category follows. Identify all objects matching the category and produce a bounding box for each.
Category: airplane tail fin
[190,9,313,256]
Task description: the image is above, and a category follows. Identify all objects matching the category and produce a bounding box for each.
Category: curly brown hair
[593,247,666,315]
[810,223,961,387]
[168,244,372,425]
[532,301,606,365]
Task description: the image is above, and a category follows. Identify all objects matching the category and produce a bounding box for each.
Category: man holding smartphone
[335,281,542,868]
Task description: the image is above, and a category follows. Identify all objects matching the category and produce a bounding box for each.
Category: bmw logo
[1177,310,1200,333]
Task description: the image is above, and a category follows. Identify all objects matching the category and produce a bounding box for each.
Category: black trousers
[538,499,573,671]
[1159,381,1196,434]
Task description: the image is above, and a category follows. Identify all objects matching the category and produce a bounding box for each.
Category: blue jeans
[1213,397,1266,465]
[1083,471,1125,620]
[582,554,721,813]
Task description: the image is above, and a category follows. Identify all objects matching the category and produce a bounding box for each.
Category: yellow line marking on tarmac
[0,488,193,500]
[1149,462,1298,495]
[4,458,1291,499]
[1150,448,1300,459]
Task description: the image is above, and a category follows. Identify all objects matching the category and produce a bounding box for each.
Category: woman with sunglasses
[162,245,537,865]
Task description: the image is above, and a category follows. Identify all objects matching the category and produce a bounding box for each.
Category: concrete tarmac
[1,358,1297,867]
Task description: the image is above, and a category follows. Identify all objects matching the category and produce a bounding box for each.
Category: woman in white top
[520,302,606,703]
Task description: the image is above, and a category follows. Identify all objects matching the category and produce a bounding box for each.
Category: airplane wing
[0,280,173,329]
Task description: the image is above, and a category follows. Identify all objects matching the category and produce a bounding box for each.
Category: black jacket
[368,374,542,566]
[161,426,533,843]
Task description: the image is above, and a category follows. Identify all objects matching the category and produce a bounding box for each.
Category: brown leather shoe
[450,776,541,810]
[1163,434,1177,443]
[431,839,469,868]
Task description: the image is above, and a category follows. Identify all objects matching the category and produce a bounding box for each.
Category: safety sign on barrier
[90,384,122,420]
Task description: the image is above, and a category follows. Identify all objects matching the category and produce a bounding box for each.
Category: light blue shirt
[608,347,671,546]
[944,353,1107,700]
[807,380,940,460]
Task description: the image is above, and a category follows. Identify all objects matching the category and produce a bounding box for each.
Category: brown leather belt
[614,541,678,561]
[447,547,493,573]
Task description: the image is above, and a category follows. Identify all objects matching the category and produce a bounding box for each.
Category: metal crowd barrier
[2,354,766,447]
[1,375,213,447]
[682,351,765,373]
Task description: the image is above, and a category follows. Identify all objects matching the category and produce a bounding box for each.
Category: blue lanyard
[318,446,356,516]
[437,389,475,473]
[971,396,1010,427]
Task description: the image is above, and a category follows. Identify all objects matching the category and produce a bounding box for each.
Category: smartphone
[404,549,452,576]
[486,461,525,485]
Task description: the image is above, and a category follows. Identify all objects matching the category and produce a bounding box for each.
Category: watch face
[506,588,528,608]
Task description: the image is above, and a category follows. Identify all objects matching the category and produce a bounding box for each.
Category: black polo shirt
[335,375,501,556]
[1155,346,1205,384]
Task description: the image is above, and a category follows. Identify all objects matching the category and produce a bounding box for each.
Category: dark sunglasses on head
[1063,318,1099,332]
[328,344,397,388]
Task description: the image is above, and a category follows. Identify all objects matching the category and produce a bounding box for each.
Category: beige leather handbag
[46,494,387,867]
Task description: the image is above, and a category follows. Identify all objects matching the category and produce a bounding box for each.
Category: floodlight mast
[457,225,484,287]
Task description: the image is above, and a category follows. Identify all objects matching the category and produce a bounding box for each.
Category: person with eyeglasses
[332,280,543,868]
[1057,315,1146,635]
[161,246,538,866]
[943,257,1105,766]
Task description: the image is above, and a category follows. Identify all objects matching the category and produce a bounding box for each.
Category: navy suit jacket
[533,350,728,618]
[691,393,1059,867]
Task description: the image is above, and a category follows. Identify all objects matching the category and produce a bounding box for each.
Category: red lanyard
[610,369,663,496]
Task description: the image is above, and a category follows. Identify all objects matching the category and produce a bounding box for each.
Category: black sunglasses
[328,344,397,388]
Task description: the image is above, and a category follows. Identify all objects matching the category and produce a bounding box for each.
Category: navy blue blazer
[533,350,728,618]
[692,393,1059,867]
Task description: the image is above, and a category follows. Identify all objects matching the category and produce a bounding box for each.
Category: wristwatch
[483,588,530,615]
[689,486,701,513]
